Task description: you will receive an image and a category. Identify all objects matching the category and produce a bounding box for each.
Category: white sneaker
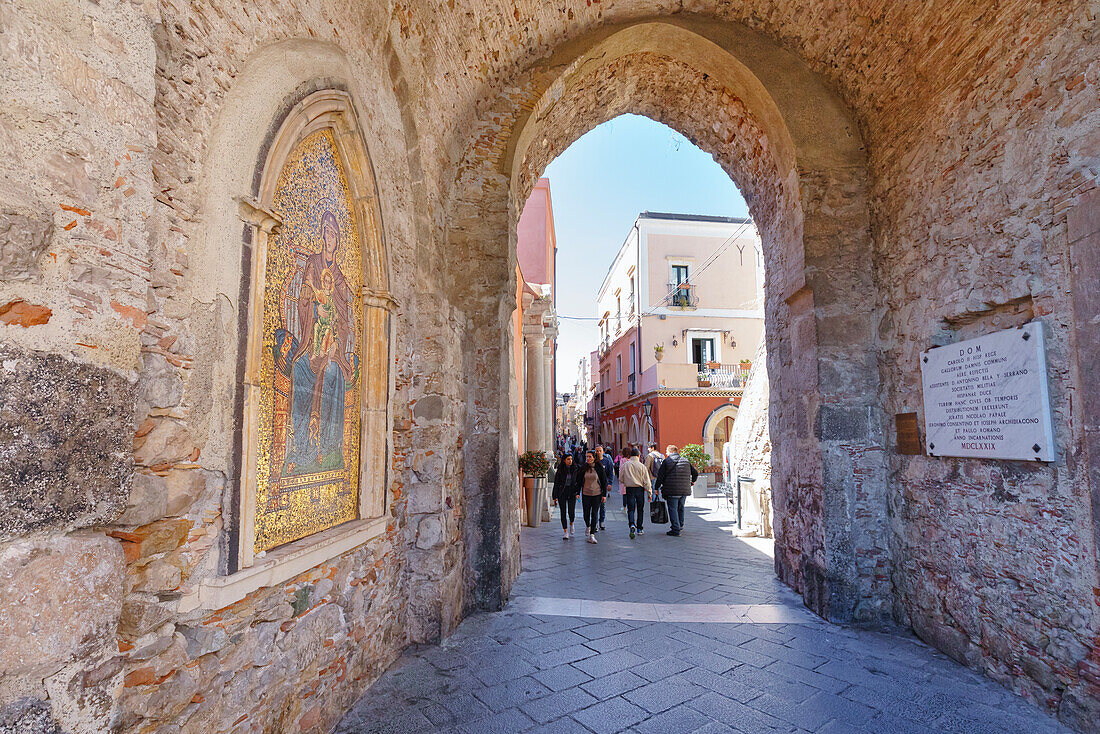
[587,535,597,544]
[585,527,590,537]
[569,524,575,537]
[563,529,569,540]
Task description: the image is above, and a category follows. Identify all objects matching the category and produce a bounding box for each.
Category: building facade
[512,178,558,498]
[593,213,764,463]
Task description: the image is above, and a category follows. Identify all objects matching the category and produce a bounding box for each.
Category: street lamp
[642,399,654,446]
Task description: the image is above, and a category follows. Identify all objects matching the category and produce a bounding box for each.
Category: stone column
[543,323,557,454]
[523,325,546,453]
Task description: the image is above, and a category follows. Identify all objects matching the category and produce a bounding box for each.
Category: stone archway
[446,17,887,624]
[703,403,740,467]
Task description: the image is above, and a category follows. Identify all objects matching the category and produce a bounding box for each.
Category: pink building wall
[516,178,556,291]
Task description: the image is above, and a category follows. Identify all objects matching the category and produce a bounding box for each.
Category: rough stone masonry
[0,1,1097,733]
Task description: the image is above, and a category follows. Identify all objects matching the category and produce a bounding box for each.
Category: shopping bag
[650,498,668,525]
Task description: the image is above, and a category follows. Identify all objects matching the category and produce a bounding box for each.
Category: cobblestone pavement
[338,495,1070,733]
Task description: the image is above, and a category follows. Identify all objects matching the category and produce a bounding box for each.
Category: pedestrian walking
[595,445,615,531]
[645,443,664,494]
[618,447,651,539]
[551,453,579,540]
[654,444,697,536]
[578,451,608,543]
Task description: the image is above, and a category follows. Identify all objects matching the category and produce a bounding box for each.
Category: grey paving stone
[632,705,715,734]
[570,696,649,734]
[687,691,790,731]
[473,655,539,686]
[800,691,877,727]
[529,717,594,734]
[578,670,648,700]
[632,656,695,682]
[532,663,594,692]
[680,667,760,704]
[458,707,536,734]
[472,676,551,712]
[572,648,647,678]
[623,679,705,713]
[762,661,849,695]
[520,687,599,724]
[338,497,1072,734]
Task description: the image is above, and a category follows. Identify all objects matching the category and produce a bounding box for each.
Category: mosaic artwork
[254,129,363,552]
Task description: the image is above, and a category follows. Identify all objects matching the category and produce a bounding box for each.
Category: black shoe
[666,530,680,536]
[600,524,605,531]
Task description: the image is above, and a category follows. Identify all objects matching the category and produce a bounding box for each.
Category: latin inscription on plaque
[920,322,1055,461]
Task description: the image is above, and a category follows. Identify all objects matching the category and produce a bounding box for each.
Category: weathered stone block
[0,534,125,677]
[108,518,191,562]
[0,698,65,734]
[0,210,52,282]
[132,418,193,467]
[814,405,870,442]
[0,348,135,540]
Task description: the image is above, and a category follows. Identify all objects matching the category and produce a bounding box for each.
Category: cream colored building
[594,212,765,459]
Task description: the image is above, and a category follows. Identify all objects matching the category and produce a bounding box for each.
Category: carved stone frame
[182,89,395,611]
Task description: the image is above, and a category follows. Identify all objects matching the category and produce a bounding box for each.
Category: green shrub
[518,450,550,477]
[680,444,711,470]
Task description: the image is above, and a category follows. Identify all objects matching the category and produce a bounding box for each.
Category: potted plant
[707,360,721,369]
[680,444,712,498]
[518,450,550,527]
[739,359,752,370]
[654,344,665,363]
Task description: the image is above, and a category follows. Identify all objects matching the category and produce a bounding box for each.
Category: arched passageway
[448,18,887,626]
[2,2,1097,732]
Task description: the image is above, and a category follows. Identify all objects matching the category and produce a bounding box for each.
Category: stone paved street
[338,495,1070,733]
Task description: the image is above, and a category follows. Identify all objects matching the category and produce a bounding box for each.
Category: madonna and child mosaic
[254,129,363,552]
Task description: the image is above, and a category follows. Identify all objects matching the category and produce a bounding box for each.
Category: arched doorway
[703,404,739,470]
[447,18,886,623]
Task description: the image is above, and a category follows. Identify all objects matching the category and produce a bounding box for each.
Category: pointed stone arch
[445,17,888,623]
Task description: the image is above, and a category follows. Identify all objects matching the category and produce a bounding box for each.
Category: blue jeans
[665,495,687,533]
[625,487,646,530]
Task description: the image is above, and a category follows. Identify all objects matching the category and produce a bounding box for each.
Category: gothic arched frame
[237,89,396,572]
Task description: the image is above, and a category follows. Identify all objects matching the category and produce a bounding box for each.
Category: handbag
[650,498,668,525]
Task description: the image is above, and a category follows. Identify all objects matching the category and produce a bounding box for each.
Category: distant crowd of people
[550,439,698,543]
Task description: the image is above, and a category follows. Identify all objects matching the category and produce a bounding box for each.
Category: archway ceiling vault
[403,2,1078,220]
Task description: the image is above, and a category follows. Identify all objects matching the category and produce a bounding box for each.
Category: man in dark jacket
[595,445,615,531]
[654,445,698,536]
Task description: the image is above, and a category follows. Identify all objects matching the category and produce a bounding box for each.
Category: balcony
[696,363,750,389]
[627,373,636,396]
[668,282,698,309]
[638,363,749,392]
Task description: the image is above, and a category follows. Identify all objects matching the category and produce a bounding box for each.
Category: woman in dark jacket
[577,451,608,543]
[551,453,579,540]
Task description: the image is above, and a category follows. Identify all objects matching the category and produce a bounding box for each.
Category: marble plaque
[920,322,1055,461]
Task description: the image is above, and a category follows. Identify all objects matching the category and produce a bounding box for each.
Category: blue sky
[539,113,749,388]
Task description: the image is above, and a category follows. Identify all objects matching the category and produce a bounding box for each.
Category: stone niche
[0,347,135,540]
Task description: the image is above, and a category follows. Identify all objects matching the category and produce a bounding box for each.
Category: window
[616,355,622,382]
[672,264,689,285]
[692,338,716,366]
[629,342,636,374]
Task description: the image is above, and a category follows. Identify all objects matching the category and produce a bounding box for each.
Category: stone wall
[726,338,772,534]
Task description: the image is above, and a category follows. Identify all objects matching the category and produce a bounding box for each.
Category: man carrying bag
[653,445,698,536]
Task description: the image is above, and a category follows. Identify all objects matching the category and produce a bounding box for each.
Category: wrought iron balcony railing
[668,282,698,309]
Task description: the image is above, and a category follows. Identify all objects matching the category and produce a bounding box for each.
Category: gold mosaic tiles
[254,129,363,552]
